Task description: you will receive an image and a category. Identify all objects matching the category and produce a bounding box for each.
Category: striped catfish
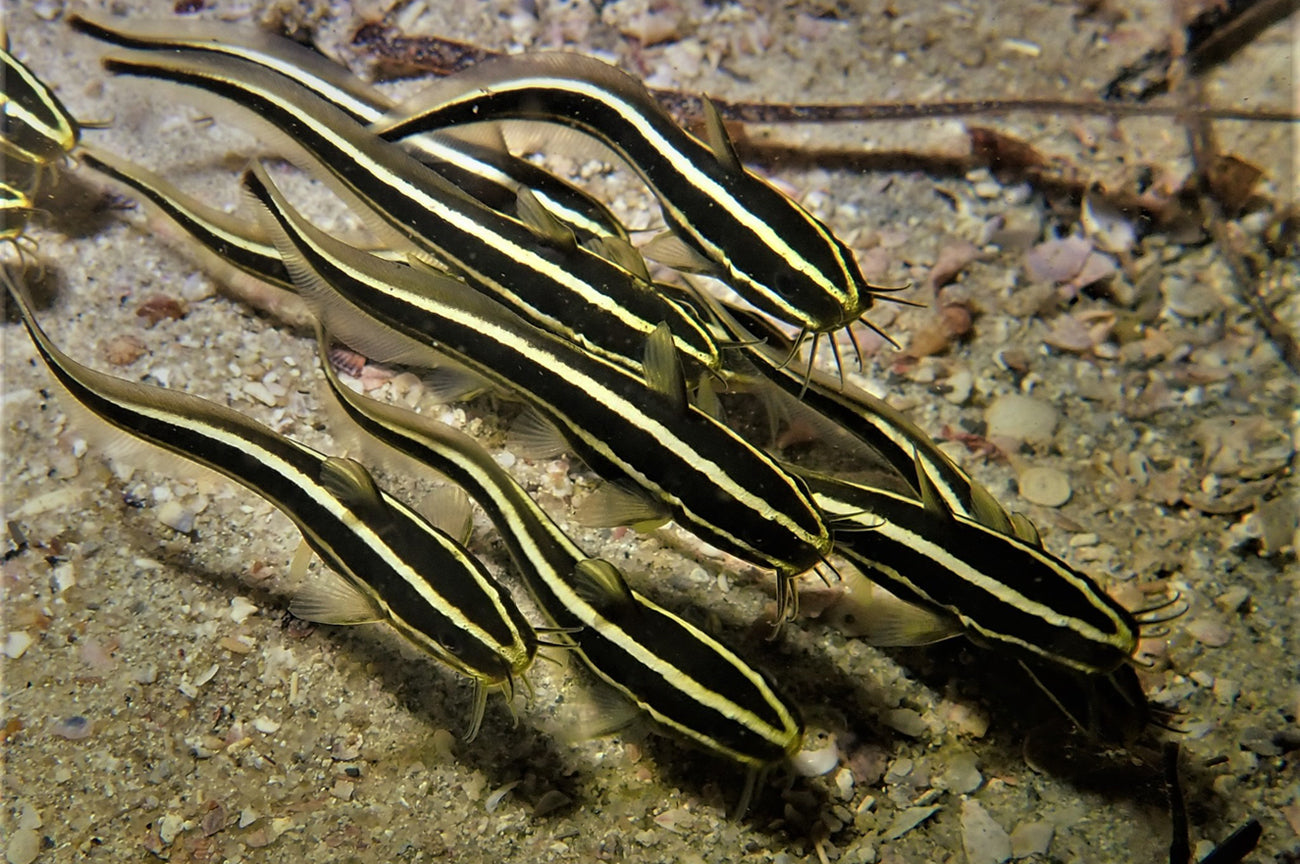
[692,288,1032,540]
[1,42,79,171]
[315,329,804,782]
[796,466,1139,676]
[373,52,889,341]
[67,14,626,242]
[89,46,719,376]
[244,161,832,616]
[4,270,536,740]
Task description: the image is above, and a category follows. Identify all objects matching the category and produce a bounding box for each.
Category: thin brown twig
[350,25,1300,125]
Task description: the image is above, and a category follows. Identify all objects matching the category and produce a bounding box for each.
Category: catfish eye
[439,632,464,657]
[769,268,796,298]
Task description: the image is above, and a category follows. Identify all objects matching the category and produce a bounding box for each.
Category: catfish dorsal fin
[693,375,726,422]
[290,569,387,626]
[967,479,1016,536]
[320,456,388,519]
[516,186,577,252]
[434,121,510,153]
[700,97,742,173]
[641,231,718,275]
[572,558,637,619]
[1009,511,1043,547]
[913,450,953,520]
[584,235,650,282]
[507,407,569,460]
[643,321,687,414]
[573,482,669,531]
[422,485,475,545]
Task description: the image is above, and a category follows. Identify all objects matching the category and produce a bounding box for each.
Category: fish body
[375,52,877,335]
[800,468,1138,676]
[68,14,627,243]
[318,347,804,768]
[93,46,718,375]
[5,274,536,738]
[1,43,79,170]
[245,162,832,604]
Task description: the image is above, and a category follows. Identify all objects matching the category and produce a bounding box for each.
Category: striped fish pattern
[4,270,536,741]
[0,16,1168,804]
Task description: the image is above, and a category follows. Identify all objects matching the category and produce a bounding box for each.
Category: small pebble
[188,735,224,758]
[200,803,226,837]
[1042,314,1096,353]
[1069,252,1118,291]
[50,561,75,593]
[613,10,682,45]
[31,0,63,20]
[1252,495,1299,554]
[1081,192,1137,254]
[985,394,1058,443]
[938,751,983,794]
[252,716,280,734]
[16,803,41,831]
[1211,582,1253,610]
[1010,820,1054,857]
[883,708,927,738]
[1018,466,1072,507]
[1213,677,1240,705]
[1163,275,1221,318]
[332,735,363,761]
[133,663,158,684]
[882,805,939,841]
[1024,236,1091,284]
[1002,37,1041,56]
[50,716,92,740]
[1192,839,1219,861]
[243,381,279,407]
[158,813,185,845]
[943,700,990,738]
[883,757,914,784]
[330,779,355,801]
[944,369,974,405]
[218,635,255,654]
[834,768,855,800]
[653,807,694,833]
[1194,416,1293,479]
[266,817,293,843]
[103,334,148,366]
[136,295,187,326]
[156,500,195,533]
[229,596,258,624]
[4,631,33,659]
[5,829,41,864]
[634,829,660,847]
[1186,615,1233,647]
[179,664,218,699]
[961,799,1012,864]
[1239,727,1282,757]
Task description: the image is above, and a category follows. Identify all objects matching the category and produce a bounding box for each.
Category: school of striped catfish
[3,15,1192,821]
